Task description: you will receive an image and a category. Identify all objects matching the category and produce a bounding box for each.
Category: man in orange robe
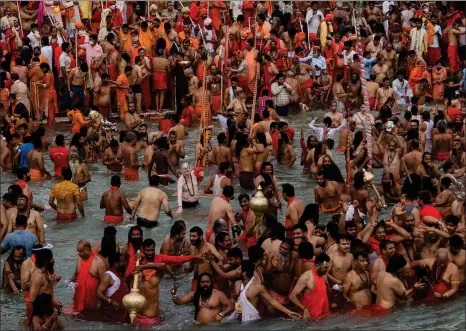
[408,60,426,93]
[432,63,447,103]
[72,240,103,313]
[40,63,58,127]
[115,67,132,120]
[208,1,227,32]
[244,40,257,94]
[139,22,155,56]
[67,108,88,134]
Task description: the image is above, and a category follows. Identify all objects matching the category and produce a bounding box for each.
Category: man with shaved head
[70,240,106,313]
[412,248,461,299]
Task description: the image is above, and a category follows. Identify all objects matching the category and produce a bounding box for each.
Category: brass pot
[122,291,147,323]
[250,185,268,217]
[362,169,375,185]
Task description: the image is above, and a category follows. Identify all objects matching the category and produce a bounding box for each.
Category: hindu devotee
[0,1,465,330]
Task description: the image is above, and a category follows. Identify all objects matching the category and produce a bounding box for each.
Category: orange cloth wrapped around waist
[29,168,44,180]
[336,147,346,152]
[134,314,159,326]
[72,123,82,134]
[108,63,117,81]
[195,103,210,118]
[321,203,341,213]
[124,168,139,181]
[358,304,389,317]
[104,214,123,224]
[369,96,376,110]
[269,289,289,305]
[152,71,168,90]
[211,93,222,112]
[56,212,78,222]
[435,152,449,161]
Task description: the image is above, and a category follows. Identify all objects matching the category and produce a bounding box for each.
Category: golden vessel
[122,250,147,323]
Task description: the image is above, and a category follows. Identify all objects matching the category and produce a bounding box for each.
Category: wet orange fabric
[119,31,132,54]
[408,66,424,92]
[68,109,88,133]
[124,168,139,181]
[300,267,330,320]
[29,168,44,180]
[73,252,99,312]
[138,30,155,56]
[103,215,123,224]
[245,50,257,93]
[209,2,226,31]
[124,243,136,278]
[116,74,130,120]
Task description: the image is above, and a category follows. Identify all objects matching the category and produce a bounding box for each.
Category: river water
[1,111,465,330]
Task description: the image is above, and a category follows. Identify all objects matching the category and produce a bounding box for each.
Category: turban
[204,18,212,26]
[181,7,190,14]
[75,21,85,29]
[325,14,334,21]
[296,32,306,42]
[235,50,244,59]
[194,167,204,182]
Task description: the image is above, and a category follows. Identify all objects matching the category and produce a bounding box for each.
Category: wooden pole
[17,1,24,35]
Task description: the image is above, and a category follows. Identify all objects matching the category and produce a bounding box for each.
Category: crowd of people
[0,0,465,329]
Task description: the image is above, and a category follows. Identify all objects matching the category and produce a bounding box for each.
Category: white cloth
[345,204,365,221]
[116,1,127,24]
[410,28,426,55]
[306,9,324,34]
[104,271,121,297]
[228,277,260,322]
[308,119,346,141]
[230,1,243,20]
[40,46,53,66]
[27,31,41,48]
[213,175,225,198]
[459,27,466,47]
[58,52,71,78]
[217,114,228,131]
[392,78,412,105]
[429,25,441,48]
[423,120,434,140]
[342,50,356,65]
[401,10,414,28]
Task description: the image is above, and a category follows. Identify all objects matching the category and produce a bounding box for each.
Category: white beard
[69,160,79,177]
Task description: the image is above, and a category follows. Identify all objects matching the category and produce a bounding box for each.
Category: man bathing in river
[131,175,173,228]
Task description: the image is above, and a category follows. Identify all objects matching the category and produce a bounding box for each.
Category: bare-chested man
[372,57,389,85]
[314,171,342,214]
[28,137,51,180]
[328,235,353,289]
[448,235,465,286]
[370,239,396,284]
[152,48,170,112]
[183,226,223,291]
[403,140,423,174]
[374,254,425,311]
[432,122,452,162]
[69,151,91,201]
[380,43,397,77]
[168,130,185,170]
[122,132,140,181]
[13,194,45,245]
[375,77,396,110]
[435,177,454,218]
[206,186,238,241]
[160,221,188,256]
[282,183,305,238]
[67,63,88,111]
[342,251,372,309]
[169,114,187,141]
[131,175,173,228]
[103,139,123,174]
[70,240,106,313]
[94,73,113,118]
[383,138,403,184]
[100,176,131,224]
[212,133,232,166]
[325,100,344,128]
[238,135,264,190]
[124,103,143,130]
[172,273,234,324]
[0,136,13,171]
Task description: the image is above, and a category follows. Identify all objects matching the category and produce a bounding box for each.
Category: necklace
[184,174,195,196]
[356,271,369,288]
[199,294,211,308]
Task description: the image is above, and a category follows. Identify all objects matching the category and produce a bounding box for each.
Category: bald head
[437,248,449,263]
[77,240,92,259]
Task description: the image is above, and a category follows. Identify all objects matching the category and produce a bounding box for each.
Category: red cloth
[158,119,174,133]
[56,212,77,222]
[73,252,99,312]
[181,106,195,127]
[435,152,449,161]
[104,215,123,224]
[447,107,462,120]
[420,205,441,223]
[369,234,395,256]
[141,76,151,108]
[271,131,280,151]
[104,272,129,323]
[447,45,460,73]
[153,254,195,264]
[134,314,159,325]
[211,93,222,113]
[427,47,442,66]
[206,230,214,242]
[152,71,168,90]
[300,268,330,320]
[369,97,376,110]
[108,63,117,81]
[50,147,70,178]
[124,168,139,181]
[124,243,136,278]
[358,304,389,316]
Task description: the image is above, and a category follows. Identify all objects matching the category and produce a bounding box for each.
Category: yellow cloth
[50,180,80,200]
[320,21,328,47]
[426,21,435,46]
[79,1,92,19]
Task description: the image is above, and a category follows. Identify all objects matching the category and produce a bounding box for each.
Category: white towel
[227,277,260,322]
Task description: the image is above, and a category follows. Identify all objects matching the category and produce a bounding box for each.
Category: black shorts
[137,216,158,228]
[276,105,289,117]
[182,200,199,208]
[131,84,142,93]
